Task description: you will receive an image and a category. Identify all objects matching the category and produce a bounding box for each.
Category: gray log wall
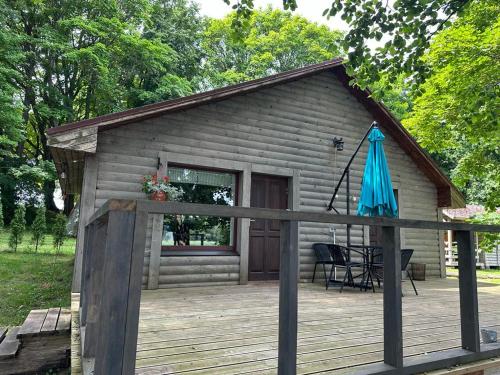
[91,71,441,287]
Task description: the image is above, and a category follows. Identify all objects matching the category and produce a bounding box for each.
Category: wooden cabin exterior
[47,60,464,292]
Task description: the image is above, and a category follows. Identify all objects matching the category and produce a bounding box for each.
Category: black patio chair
[328,244,365,293]
[312,243,334,290]
[371,248,418,296]
[402,249,418,296]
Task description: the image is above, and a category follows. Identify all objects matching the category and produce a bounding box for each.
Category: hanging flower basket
[142,175,183,202]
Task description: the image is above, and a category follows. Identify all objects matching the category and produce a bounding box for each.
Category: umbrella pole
[346,169,351,259]
[327,121,378,212]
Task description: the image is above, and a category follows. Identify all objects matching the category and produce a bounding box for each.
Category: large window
[162,166,237,252]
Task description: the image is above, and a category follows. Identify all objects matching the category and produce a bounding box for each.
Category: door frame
[241,165,300,284]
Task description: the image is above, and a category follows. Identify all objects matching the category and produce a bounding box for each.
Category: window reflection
[162,167,236,250]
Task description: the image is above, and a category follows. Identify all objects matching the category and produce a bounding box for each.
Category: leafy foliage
[469,212,500,252]
[200,8,344,89]
[222,0,471,85]
[52,213,67,253]
[403,0,500,208]
[31,206,47,252]
[0,0,204,214]
[9,205,26,251]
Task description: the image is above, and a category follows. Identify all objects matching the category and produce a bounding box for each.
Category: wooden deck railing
[79,199,500,375]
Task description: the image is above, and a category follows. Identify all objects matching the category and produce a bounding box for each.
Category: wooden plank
[238,164,251,285]
[83,221,107,358]
[94,210,137,375]
[73,154,98,293]
[56,308,72,333]
[278,220,299,375]
[40,307,61,334]
[382,225,403,368]
[456,230,481,352]
[135,200,500,233]
[17,309,48,338]
[0,327,21,359]
[147,214,164,290]
[122,210,148,375]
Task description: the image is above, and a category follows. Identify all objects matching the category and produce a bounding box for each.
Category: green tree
[223,0,472,85]
[0,0,203,214]
[0,189,4,228]
[403,0,500,208]
[31,206,47,252]
[52,213,67,254]
[9,204,26,251]
[470,212,500,253]
[200,8,344,89]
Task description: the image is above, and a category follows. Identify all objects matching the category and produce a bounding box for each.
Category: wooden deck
[130,279,499,374]
[71,278,500,374]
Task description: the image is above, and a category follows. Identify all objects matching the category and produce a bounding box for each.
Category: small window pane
[162,167,236,249]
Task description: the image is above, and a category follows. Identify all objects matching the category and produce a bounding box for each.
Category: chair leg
[312,263,317,283]
[340,268,349,293]
[327,264,335,291]
[323,264,328,290]
[408,273,418,296]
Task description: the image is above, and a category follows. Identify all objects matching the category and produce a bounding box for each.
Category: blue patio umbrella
[357,127,398,217]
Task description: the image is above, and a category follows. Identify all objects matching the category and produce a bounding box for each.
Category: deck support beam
[457,230,481,352]
[278,220,299,375]
[382,225,403,369]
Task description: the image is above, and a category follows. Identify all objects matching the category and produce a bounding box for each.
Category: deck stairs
[0,308,71,374]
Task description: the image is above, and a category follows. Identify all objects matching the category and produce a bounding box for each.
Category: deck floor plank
[134,279,500,374]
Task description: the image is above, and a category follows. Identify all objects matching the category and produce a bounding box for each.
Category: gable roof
[47,59,465,208]
[443,205,500,221]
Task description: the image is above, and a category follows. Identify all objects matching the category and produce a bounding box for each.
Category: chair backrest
[401,249,414,271]
[329,244,348,266]
[312,243,332,263]
[371,246,384,264]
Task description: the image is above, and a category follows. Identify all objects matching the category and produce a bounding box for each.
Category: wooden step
[0,327,21,359]
[17,308,71,339]
[17,309,48,338]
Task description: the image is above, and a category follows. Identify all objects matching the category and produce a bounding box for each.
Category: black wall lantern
[333,137,344,151]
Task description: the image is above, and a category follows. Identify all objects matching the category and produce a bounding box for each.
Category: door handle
[250,219,256,222]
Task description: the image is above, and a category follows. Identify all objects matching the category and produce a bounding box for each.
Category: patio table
[349,244,383,292]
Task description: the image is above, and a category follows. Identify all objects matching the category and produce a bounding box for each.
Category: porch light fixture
[333,137,344,151]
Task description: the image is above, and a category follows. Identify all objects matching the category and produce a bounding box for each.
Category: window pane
[162,167,236,249]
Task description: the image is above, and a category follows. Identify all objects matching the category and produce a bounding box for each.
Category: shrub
[52,213,67,254]
[31,207,47,252]
[9,205,26,252]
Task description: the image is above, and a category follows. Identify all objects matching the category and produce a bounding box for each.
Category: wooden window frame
[161,163,239,253]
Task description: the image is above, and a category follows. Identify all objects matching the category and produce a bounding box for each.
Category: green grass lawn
[0,228,76,326]
[447,267,500,285]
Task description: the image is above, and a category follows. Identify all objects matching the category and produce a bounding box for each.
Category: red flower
[163,176,170,182]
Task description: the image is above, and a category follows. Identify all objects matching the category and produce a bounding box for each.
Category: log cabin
[47,59,465,293]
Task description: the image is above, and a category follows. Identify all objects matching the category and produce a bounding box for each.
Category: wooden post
[73,154,98,292]
[80,222,95,326]
[147,214,164,289]
[278,220,299,375]
[382,225,403,369]
[122,210,148,374]
[94,211,137,374]
[456,230,480,352]
[83,220,107,358]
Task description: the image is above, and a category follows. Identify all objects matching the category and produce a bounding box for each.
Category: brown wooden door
[248,174,288,281]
